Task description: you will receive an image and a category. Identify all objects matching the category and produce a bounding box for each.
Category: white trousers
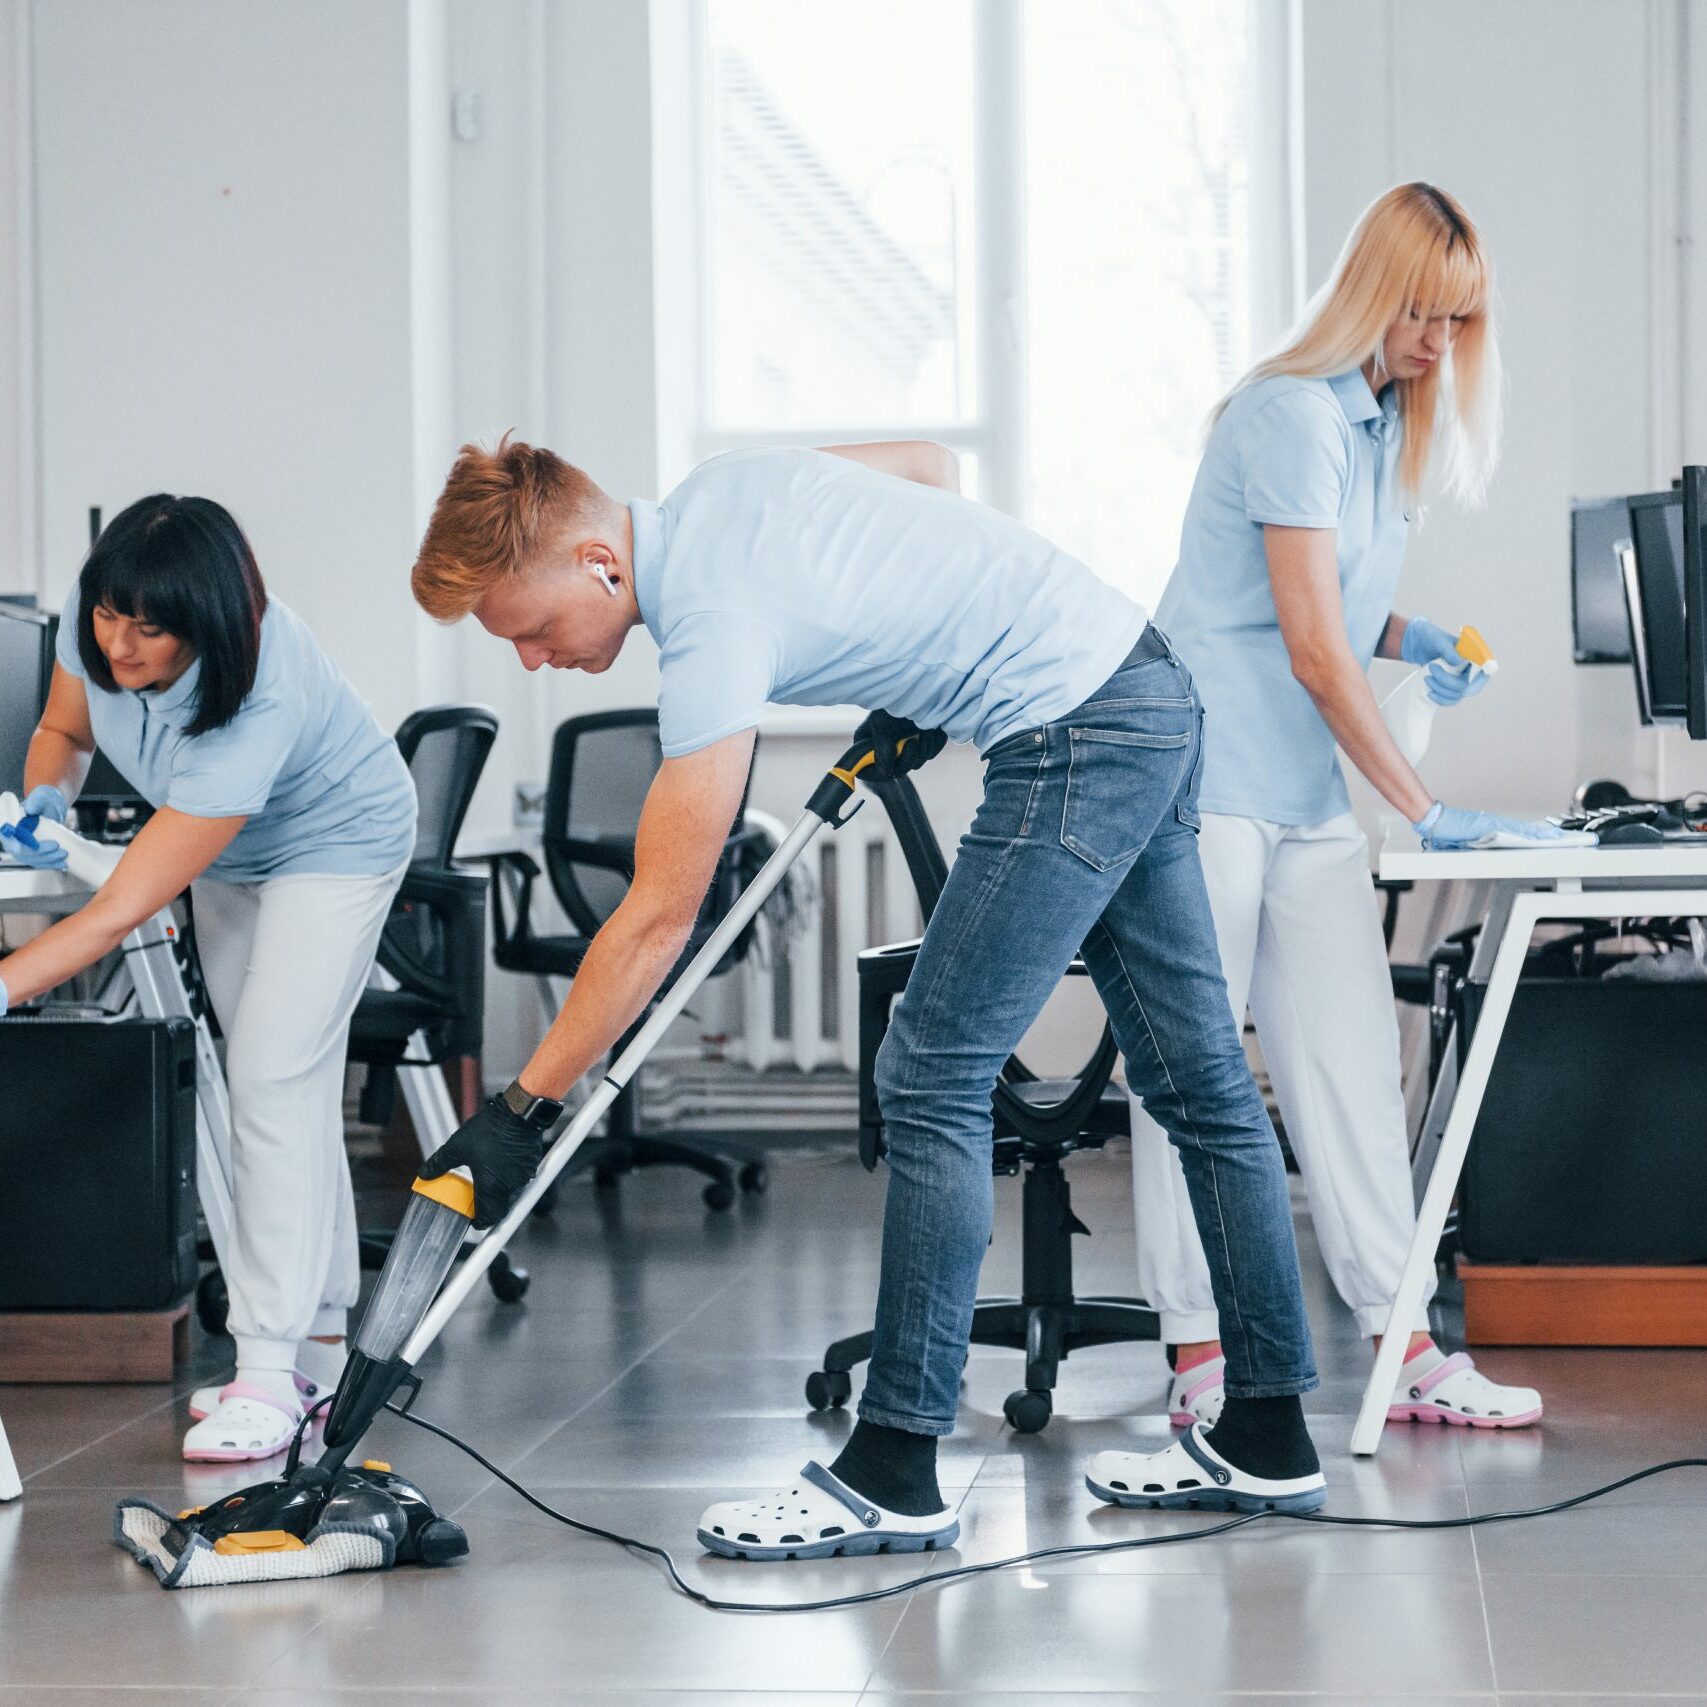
[1131,811,1432,1341]
[192,864,403,1374]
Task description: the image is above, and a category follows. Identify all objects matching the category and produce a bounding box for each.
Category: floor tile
[1483,1573,1707,1695]
[870,1568,1497,1695]
[240,1510,909,1695]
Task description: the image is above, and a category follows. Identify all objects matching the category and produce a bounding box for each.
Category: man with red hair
[410,435,1327,1560]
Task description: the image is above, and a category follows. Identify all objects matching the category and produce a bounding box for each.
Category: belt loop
[1146,622,1175,665]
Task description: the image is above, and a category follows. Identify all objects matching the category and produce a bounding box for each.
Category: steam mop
[106,725,932,1588]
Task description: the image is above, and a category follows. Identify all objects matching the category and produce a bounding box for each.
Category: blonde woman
[1130,183,1549,1437]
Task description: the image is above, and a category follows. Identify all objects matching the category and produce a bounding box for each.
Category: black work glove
[854,710,947,781]
[418,1097,547,1230]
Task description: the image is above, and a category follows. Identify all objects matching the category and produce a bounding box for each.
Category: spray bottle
[1379,625,1497,767]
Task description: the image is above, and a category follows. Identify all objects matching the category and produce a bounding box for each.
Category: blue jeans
[860,627,1319,1435]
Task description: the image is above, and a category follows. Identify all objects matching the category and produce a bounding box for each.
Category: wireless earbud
[589,563,619,598]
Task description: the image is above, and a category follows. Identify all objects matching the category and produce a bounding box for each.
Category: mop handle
[400,804,828,1363]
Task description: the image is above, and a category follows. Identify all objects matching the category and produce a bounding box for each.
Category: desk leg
[121,915,236,1273]
[0,1411,20,1501]
[1407,882,1510,1202]
[1352,887,1538,1456]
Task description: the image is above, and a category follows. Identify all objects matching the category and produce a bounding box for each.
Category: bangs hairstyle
[77,495,268,736]
[1213,181,1502,503]
[412,433,616,622]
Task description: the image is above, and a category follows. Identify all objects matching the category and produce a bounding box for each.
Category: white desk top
[1378,821,1707,885]
[0,863,91,912]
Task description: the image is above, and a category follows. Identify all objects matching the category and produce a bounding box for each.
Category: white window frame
[683,0,1029,520]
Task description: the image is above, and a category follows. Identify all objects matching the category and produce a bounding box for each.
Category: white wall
[26,0,439,730]
[1304,0,1703,824]
[0,1,37,595]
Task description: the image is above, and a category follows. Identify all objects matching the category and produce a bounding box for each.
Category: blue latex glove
[1413,801,1566,849]
[0,976,9,1018]
[1400,617,1491,707]
[0,815,70,871]
[21,784,69,824]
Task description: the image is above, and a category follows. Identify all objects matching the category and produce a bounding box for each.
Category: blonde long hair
[1215,182,1502,504]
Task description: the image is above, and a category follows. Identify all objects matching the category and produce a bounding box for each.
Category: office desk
[1353,828,1707,1455]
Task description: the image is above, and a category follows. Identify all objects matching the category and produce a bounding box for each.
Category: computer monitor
[0,600,140,804]
[1571,495,1635,663]
[1683,466,1707,740]
[1623,489,1687,726]
[0,602,51,798]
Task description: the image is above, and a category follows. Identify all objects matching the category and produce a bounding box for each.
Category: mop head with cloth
[115,1172,480,1589]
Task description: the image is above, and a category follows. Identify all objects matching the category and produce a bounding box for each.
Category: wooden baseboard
[0,1298,191,1382]
[1460,1262,1707,1347]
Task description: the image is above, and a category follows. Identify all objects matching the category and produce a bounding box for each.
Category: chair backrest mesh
[543,712,666,933]
[396,705,500,869]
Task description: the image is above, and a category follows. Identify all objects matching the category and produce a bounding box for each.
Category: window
[678,0,1261,602]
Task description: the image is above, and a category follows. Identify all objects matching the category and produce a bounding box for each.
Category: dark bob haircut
[77,495,268,737]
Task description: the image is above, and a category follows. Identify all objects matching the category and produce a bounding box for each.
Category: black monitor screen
[1684,467,1707,740]
[0,604,52,798]
[1627,491,1686,724]
[1571,497,1635,663]
[0,601,140,804]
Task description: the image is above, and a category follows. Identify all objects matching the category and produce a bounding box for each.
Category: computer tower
[1457,979,1707,1264]
[0,1015,200,1308]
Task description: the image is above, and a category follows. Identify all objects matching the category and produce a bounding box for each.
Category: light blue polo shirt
[633,448,1147,757]
[57,587,416,882]
[1155,368,1408,824]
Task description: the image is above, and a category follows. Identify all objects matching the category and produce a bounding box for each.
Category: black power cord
[378,1401,1706,1615]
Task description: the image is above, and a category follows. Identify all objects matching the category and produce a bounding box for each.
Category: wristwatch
[499,1078,565,1131]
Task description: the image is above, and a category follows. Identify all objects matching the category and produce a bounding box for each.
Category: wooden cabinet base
[1460,1262,1707,1347]
[0,1298,191,1382]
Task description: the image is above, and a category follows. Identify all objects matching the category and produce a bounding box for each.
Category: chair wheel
[738,1161,768,1195]
[805,1369,852,1411]
[195,1270,230,1338]
[531,1180,560,1216]
[487,1256,530,1303]
[703,1178,736,1212]
[1003,1389,1052,1433]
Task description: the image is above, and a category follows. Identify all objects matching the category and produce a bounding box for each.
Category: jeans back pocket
[1060,721,1193,872]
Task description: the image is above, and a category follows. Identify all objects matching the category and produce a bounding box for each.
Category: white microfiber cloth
[114,1498,391,1589]
[1473,828,1597,849]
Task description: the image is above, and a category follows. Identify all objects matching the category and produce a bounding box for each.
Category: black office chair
[804,771,1158,1434]
[345,705,532,1303]
[194,705,507,1336]
[482,709,769,1211]
[348,704,496,1128]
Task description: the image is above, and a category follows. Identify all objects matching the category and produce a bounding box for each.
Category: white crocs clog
[697,1461,960,1561]
[181,1382,302,1463]
[1387,1348,1543,1429]
[187,1366,332,1422]
[1086,1423,1327,1514]
[1168,1354,1226,1428]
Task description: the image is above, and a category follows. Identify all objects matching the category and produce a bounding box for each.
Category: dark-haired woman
[0,495,416,1462]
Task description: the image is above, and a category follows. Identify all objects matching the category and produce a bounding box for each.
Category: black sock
[828,1419,942,1516]
[1204,1395,1319,1482]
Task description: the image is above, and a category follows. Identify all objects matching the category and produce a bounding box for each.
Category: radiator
[734,804,920,1076]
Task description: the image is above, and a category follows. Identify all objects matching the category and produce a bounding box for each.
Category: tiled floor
[3,1138,1704,1703]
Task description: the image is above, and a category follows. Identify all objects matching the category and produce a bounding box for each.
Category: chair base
[575,1133,767,1213]
[804,1153,1158,1432]
[809,1296,1159,1434]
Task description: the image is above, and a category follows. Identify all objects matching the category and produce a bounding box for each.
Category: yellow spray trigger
[1455,625,1497,671]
